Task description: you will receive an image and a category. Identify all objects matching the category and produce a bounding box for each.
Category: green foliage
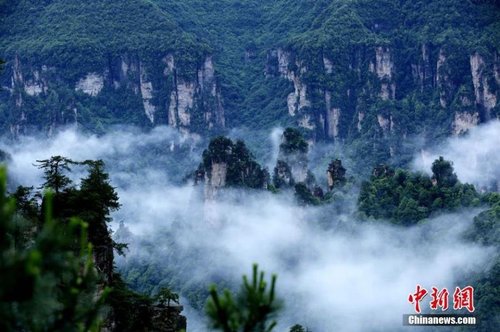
[106,274,155,332]
[462,194,500,331]
[431,156,458,187]
[206,264,281,332]
[466,193,500,246]
[200,136,269,189]
[289,325,309,332]
[0,0,209,69]
[280,128,308,155]
[0,167,107,331]
[272,160,293,189]
[358,158,480,225]
[36,156,75,194]
[2,0,499,153]
[156,287,180,307]
[327,159,347,190]
[20,156,159,330]
[294,183,321,206]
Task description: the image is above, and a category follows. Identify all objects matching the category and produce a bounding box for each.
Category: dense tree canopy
[358,157,480,225]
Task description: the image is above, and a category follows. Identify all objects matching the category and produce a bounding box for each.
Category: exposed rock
[323,56,334,74]
[357,111,365,132]
[374,46,393,79]
[287,74,311,116]
[380,82,395,101]
[324,91,340,138]
[452,112,479,135]
[326,159,346,191]
[163,54,175,74]
[470,52,497,120]
[277,49,292,78]
[198,56,215,91]
[372,47,395,100]
[436,49,448,107]
[23,70,46,96]
[177,82,194,127]
[139,63,156,123]
[412,44,434,91]
[168,56,224,130]
[298,114,314,130]
[24,80,44,96]
[327,107,341,138]
[206,162,227,191]
[273,49,311,117]
[377,114,390,132]
[168,80,195,127]
[75,73,104,96]
[275,128,309,184]
[151,305,186,332]
[5,53,224,136]
[273,160,294,188]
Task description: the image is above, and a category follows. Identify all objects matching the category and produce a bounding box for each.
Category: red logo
[453,286,475,313]
[430,287,449,311]
[408,285,475,313]
[408,284,427,313]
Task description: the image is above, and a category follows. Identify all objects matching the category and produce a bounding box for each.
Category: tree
[0,167,107,331]
[289,324,309,332]
[77,159,121,283]
[156,287,180,307]
[206,264,281,332]
[294,183,321,206]
[35,156,75,194]
[200,137,268,189]
[431,156,458,187]
[280,128,308,155]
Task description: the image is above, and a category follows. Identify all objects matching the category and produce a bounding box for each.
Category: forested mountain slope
[1,0,499,162]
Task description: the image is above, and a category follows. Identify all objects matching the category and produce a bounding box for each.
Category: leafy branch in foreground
[206,264,281,332]
[0,167,108,332]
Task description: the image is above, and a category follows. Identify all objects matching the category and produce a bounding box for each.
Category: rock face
[372,46,395,101]
[197,137,268,201]
[273,128,309,187]
[266,45,499,143]
[453,111,479,135]
[2,53,225,136]
[204,162,228,200]
[268,49,312,126]
[76,73,105,97]
[151,305,187,332]
[326,159,346,191]
[470,52,498,120]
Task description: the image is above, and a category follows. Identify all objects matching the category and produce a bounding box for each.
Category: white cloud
[412,120,500,188]
[1,127,494,331]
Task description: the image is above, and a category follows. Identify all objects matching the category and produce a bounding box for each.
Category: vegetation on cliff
[198,136,269,189]
[358,158,481,225]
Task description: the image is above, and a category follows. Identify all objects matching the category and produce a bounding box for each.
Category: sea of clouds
[1,121,498,331]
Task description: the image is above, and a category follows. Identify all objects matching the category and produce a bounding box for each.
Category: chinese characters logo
[408,285,474,313]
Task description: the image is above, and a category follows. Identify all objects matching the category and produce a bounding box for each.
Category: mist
[1,126,496,331]
[412,120,500,189]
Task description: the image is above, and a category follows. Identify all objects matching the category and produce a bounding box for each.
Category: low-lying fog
[2,121,498,331]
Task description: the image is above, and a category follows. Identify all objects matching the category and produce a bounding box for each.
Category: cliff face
[3,53,224,136]
[273,128,310,188]
[266,45,499,143]
[2,0,498,161]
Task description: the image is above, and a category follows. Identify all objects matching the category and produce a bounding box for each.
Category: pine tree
[206,264,281,332]
[0,167,107,331]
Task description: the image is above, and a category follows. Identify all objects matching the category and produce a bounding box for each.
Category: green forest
[0,0,499,331]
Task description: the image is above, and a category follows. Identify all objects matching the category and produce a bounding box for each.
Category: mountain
[1,1,498,156]
[0,0,222,135]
